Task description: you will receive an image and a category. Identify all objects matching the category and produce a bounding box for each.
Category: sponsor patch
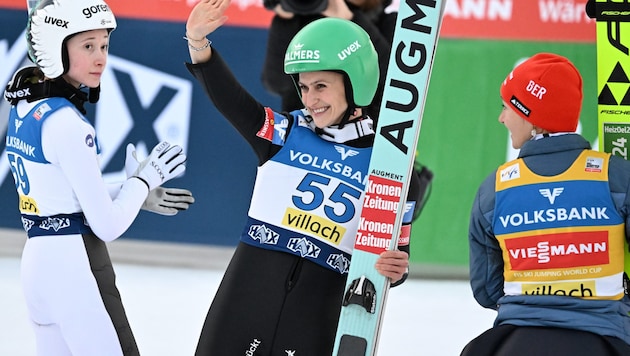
[21,216,34,232]
[500,163,520,182]
[247,224,280,245]
[19,195,39,214]
[326,253,350,274]
[39,217,71,232]
[585,157,603,172]
[521,280,597,297]
[85,134,95,147]
[256,107,275,142]
[33,102,52,120]
[504,231,609,271]
[287,237,321,258]
[509,95,531,117]
[283,207,345,245]
[398,224,411,246]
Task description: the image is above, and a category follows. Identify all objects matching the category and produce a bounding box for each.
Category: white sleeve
[106,182,124,199]
[42,108,149,242]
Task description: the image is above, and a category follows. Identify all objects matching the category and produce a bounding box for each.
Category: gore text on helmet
[82,4,110,19]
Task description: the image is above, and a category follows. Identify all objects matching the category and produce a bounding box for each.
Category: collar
[532,132,574,140]
[519,133,590,158]
[5,73,90,114]
[304,114,375,143]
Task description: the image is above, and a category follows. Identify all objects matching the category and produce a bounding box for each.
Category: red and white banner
[0,0,595,42]
[440,0,594,42]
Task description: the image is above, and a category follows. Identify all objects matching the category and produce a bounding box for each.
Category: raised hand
[186,0,231,40]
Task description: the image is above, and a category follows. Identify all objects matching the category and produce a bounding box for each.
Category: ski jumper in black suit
[187,47,422,355]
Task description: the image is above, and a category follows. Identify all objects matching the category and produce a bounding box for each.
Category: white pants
[21,235,125,356]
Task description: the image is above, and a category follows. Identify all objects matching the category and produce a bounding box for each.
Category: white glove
[125,143,194,215]
[142,187,195,216]
[128,141,186,190]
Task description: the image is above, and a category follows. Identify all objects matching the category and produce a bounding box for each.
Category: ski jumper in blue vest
[241,109,371,275]
[187,50,419,356]
[7,97,95,237]
[492,149,630,343]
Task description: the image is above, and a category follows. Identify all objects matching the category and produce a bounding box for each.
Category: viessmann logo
[504,231,609,270]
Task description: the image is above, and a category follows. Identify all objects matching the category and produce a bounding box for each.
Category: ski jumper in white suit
[5,82,147,356]
[6,0,187,353]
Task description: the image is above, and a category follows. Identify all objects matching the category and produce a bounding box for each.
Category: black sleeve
[407,162,434,222]
[185,50,282,164]
[391,163,433,288]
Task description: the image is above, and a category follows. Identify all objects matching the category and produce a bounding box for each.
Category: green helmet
[284,17,379,107]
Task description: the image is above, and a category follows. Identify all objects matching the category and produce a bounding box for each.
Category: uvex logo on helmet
[82,4,110,19]
[336,40,362,61]
[44,16,69,28]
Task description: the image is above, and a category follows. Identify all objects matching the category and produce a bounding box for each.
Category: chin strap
[88,86,100,104]
[5,67,92,114]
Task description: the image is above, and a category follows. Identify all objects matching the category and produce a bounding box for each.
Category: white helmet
[27,0,117,78]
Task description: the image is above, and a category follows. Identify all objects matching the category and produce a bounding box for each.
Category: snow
[0,256,496,355]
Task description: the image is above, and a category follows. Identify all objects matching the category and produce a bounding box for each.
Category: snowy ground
[0,230,496,356]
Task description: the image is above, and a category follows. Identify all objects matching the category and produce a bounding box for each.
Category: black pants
[83,233,139,356]
[461,324,630,356]
[195,242,346,356]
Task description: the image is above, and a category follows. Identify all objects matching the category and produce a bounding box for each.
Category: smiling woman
[183,1,424,353]
[296,71,350,128]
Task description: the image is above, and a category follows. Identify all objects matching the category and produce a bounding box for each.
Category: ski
[589,0,630,278]
[591,0,630,155]
[332,1,446,355]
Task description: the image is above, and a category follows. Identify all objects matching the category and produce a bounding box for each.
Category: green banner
[410,39,598,269]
